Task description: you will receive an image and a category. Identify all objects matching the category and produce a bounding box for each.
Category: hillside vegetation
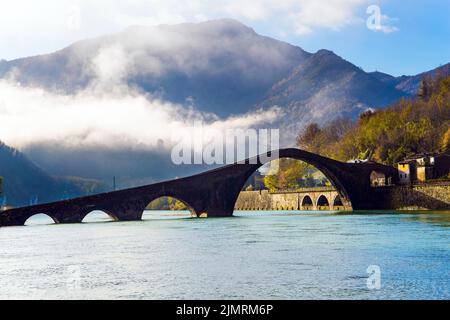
[297,74,450,165]
[259,74,449,192]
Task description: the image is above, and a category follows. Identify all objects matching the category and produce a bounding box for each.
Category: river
[0,210,449,299]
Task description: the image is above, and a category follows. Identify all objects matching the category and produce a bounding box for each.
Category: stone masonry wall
[235,184,450,211]
[234,189,345,211]
[384,184,450,210]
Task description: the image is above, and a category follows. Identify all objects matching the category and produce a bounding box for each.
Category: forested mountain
[0,142,105,206]
[296,74,450,165]
[370,63,450,96]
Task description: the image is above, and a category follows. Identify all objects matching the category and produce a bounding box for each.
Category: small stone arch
[301,195,314,210]
[333,194,344,210]
[316,195,330,210]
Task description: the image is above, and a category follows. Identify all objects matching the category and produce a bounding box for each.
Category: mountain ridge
[369,63,450,95]
[0,19,310,116]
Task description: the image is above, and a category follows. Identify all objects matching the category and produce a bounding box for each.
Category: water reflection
[398,211,450,228]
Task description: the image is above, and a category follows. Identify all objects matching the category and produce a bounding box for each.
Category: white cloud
[0,0,371,60]
[290,0,368,35]
[0,19,290,152]
[0,79,280,151]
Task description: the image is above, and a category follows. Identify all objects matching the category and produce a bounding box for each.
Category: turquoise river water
[0,210,449,299]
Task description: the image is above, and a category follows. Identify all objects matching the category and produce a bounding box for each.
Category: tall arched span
[185,148,397,216]
[229,150,355,212]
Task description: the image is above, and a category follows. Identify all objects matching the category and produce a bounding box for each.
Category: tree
[359,109,375,123]
[173,200,187,210]
[262,159,311,192]
[294,75,450,165]
[245,184,254,191]
[263,174,278,193]
[418,76,432,100]
[296,123,322,152]
[442,128,450,153]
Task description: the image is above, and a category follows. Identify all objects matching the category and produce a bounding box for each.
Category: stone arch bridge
[0,148,397,227]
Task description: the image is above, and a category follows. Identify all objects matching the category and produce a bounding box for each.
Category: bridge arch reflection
[24,213,58,225]
[81,210,117,223]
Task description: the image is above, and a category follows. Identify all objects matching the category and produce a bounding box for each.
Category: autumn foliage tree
[262,159,322,192]
[442,127,450,153]
[296,75,450,165]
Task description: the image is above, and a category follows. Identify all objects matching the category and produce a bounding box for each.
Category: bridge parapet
[270,187,337,194]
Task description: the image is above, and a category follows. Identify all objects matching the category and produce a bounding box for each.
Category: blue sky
[0,0,449,76]
[249,0,450,76]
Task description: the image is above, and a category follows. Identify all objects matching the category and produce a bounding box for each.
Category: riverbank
[235,183,450,211]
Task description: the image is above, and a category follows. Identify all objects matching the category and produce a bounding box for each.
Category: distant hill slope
[370,63,450,95]
[0,142,104,206]
[258,49,408,142]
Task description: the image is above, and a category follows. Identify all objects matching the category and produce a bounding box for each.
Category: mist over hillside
[0,19,309,116]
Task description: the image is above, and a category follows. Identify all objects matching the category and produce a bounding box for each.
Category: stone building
[397,153,450,184]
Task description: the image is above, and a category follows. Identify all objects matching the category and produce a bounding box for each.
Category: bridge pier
[197,208,234,218]
[102,201,146,221]
[52,206,93,224]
